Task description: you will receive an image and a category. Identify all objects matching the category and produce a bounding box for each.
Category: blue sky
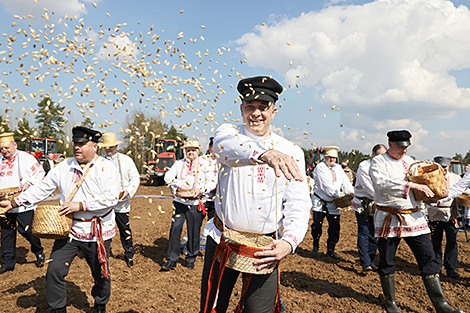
[1,0,470,160]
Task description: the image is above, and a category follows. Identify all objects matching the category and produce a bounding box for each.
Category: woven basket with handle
[32,205,73,239]
[333,194,354,208]
[218,229,273,275]
[406,161,446,202]
[0,187,22,201]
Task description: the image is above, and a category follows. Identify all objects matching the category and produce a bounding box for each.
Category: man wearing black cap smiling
[200,76,311,312]
[427,156,461,278]
[1,126,120,313]
[369,130,462,313]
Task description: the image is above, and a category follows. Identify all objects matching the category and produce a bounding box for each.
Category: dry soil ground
[1,185,469,312]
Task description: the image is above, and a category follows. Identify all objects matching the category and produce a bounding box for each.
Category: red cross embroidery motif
[257,165,265,183]
[0,155,16,177]
[72,168,83,183]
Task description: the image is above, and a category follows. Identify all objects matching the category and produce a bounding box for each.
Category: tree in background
[166,125,188,141]
[121,109,169,172]
[80,117,95,128]
[454,153,463,162]
[14,118,34,150]
[0,115,12,133]
[338,149,370,173]
[34,97,67,154]
[35,97,66,139]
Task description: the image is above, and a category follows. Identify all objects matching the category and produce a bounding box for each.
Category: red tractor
[25,138,66,163]
[146,139,184,186]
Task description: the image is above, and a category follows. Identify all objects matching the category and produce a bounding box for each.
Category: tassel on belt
[73,209,113,278]
[376,205,419,238]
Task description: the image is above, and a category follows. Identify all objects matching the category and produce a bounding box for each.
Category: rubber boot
[326,242,342,260]
[310,239,319,257]
[380,275,401,313]
[422,274,464,313]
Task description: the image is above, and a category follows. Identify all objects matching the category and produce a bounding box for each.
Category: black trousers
[115,212,134,257]
[429,220,458,273]
[46,238,111,310]
[205,201,215,221]
[0,210,43,269]
[377,234,441,276]
[167,201,204,264]
[200,236,278,313]
[311,211,340,246]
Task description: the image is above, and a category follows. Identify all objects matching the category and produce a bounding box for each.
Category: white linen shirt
[369,152,429,238]
[439,168,470,204]
[102,152,140,213]
[351,159,374,213]
[312,162,354,215]
[164,156,216,206]
[0,150,45,213]
[200,154,218,202]
[203,123,311,251]
[15,156,120,242]
[426,172,461,222]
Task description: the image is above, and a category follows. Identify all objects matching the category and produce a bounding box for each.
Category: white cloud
[97,35,139,62]
[236,0,470,115]
[0,0,88,21]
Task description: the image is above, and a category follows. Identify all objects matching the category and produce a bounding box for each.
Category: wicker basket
[218,229,273,275]
[333,194,354,208]
[456,194,470,207]
[407,161,446,202]
[32,205,73,239]
[0,187,22,201]
[175,189,198,198]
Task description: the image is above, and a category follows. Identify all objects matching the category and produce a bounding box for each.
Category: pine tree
[34,97,66,139]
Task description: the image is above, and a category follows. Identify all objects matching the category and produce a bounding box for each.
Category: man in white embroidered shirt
[0,132,45,274]
[200,76,311,313]
[311,146,354,260]
[369,130,462,313]
[100,132,140,267]
[0,126,120,313]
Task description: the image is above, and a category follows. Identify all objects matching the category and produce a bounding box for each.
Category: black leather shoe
[0,267,14,274]
[92,303,106,313]
[126,256,134,267]
[447,271,460,278]
[310,246,319,257]
[161,261,176,271]
[326,249,342,260]
[36,252,46,268]
[51,308,66,313]
[185,262,195,269]
[371,264,378,272]
[362,264,373,272]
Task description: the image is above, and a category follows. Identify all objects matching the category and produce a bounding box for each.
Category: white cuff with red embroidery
[252,148,267,163]
[403,182,411,199]
[282,233,299,252]
[82,201,89,211]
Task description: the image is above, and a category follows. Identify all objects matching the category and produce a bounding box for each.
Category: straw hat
[324,146,340,158]
[0,133,15,146]
[182,140,200,150]
[99,132,122,148]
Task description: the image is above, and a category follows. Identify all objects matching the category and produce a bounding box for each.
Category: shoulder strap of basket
[65,157,97,203]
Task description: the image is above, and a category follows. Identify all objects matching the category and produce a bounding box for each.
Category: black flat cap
[433,156,451,167]
[237,76,283,104]
[387,130,412,147]
[72,126,102,143]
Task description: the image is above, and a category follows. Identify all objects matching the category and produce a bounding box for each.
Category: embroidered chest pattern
[257,165,266,183]
[0,155,17,177]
